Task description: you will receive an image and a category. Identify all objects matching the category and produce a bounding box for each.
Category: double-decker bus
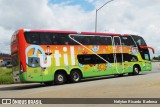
[11,29,154,85]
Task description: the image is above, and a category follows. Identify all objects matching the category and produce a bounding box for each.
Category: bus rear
[11,29,29,83]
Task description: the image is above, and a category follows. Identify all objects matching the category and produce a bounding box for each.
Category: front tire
[54,72,67,85]
[70,70,82,83]
[133,66,140,75]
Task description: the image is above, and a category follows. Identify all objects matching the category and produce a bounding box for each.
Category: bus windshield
[131,35,147,46]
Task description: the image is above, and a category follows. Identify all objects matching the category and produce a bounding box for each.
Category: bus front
[131,35,154,71]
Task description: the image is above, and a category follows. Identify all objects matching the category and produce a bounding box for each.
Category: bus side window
[77,55,92,64]
[123,53,138,62]
[24,32,40,45]
[121,36,136,47]
[40,33,52,45]
[78,54,114,64]
[52,34,64,45]
[114,37,121,45]
[31,35,39,45]
[99,37,112,45]
[52,35,58,45]
[116,53,122,62]
[86,36,99,45]
[72,36,85,45]
[59,35,71,45]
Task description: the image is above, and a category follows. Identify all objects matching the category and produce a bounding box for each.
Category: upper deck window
[121,36,136,47]
[70,35,112,45]
[40,33,52,45]
[24,32,76,45]
[25,32,40,45]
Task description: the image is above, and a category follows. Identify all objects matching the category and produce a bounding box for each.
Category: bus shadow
[0,83,46,91]
[78,73,144,83]
[0,74,145,91]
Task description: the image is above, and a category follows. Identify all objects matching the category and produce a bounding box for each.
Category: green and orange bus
[11,29,154,85]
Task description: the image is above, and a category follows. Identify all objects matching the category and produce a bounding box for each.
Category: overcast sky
[0,0,160,57]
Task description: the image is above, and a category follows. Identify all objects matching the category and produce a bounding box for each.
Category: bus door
[139,47,152,71]
[112,36,124,74]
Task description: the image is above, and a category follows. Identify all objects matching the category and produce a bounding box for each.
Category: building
[0,54,12,67]
[0,59,4,66]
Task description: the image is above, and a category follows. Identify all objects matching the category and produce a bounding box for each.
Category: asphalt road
[0,62,160,106]
[0,62,160,98]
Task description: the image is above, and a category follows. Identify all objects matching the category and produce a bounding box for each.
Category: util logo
[38,46,75,67]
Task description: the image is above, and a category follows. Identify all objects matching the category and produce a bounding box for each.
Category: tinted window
[98,37,112,45]
[71,36,91,45]
[114,54,122,63]
[131,35,147,46]
[70,35,112,45]
[24,32,76,45]
[100,54,114,63]
[139,48,150,61]
[25,32,113,45]
[114,37,121,45]
[88,36,99,45]
[77,54,113,64]
[52,34,75,45]
[40,33,52,45]
[123,53,138,62]
[25,32,40,45]
[121,36,136,47]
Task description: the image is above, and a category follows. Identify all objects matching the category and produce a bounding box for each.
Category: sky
[0,0,160,57]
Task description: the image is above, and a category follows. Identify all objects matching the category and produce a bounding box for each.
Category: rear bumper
[13,71,27,83]
[13,71,21,83]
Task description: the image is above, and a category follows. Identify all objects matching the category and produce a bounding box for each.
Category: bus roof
[81,32,130,36]
[24,29,77,34]
[22,29,130,36]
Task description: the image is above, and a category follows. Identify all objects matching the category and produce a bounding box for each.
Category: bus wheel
[133,66,139,75]
[54,72,66,85]
[70,70,82,83]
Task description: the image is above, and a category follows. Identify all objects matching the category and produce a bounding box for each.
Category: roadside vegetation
[0,67,13,84]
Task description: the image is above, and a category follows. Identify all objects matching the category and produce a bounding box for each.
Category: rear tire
[54,72,67,85]
[133,66,140,75]
[70,70,82,83]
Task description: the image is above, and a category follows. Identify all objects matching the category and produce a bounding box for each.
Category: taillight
[20,64,24,73]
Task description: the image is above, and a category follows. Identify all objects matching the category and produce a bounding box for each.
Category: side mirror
[140,46,154,54]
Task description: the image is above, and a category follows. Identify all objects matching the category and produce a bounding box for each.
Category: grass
[0,67,14,84]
